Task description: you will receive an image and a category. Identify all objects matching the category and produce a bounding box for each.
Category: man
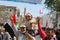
[25,13,33,29]
[27,18,38,36]
[12,24,35,40]
[0,27,3,40]
[37,17,57,40]
[0,26,11,40]
[1,27,12,40]
[29,18,42,40]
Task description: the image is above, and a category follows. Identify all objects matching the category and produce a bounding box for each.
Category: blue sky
[0,0,50,17]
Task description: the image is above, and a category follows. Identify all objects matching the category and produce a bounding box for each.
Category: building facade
[40,12,56,28]
[0,5,20,23]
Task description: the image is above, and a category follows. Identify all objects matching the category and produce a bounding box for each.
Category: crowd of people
[0,8,60,40]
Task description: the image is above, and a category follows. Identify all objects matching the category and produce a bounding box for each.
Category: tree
[44,0,60,27]
[45,0,60,11]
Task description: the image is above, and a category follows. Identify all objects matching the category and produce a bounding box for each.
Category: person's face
[20,27,26,33]
[31,23,38,30]
[46,30,53,37]
[49,30,54,37]
[27,16,32,20]
[46,30,50,36]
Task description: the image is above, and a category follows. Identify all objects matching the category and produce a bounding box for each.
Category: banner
[0,0,42,4]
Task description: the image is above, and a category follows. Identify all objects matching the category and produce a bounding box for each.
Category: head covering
[26,13,31,17]
[20,24,26,28]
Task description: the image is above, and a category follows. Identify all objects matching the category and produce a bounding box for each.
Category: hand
[25,32,35,40]
[10,16,13,21]
[36,16,40,21]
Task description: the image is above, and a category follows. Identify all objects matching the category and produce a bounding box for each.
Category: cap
[20,24,26,28]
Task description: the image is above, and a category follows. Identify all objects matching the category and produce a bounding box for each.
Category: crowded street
[0,0,60,40]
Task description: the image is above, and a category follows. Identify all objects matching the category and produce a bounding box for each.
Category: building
[40,14,52,28]
[40,12,56,28]
[0,5,20,23]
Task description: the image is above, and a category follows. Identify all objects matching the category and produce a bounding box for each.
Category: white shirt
[17,31,26,40]
[35,35,42,40]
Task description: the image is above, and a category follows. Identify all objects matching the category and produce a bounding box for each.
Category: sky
[0,0,51,17]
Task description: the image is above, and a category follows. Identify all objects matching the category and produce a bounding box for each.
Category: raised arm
[37,17,47,39]
[25,32,35,40]
[10,15,18,40]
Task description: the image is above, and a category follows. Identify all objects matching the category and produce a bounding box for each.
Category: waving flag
[11,12,16,26]
[2,0,42,4]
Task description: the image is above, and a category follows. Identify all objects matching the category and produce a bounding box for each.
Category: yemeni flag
[11,12,16,26]
[4,23,15,38]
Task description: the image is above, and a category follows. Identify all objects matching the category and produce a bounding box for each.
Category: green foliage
[45,0,60,27]
[45,0,60,11]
